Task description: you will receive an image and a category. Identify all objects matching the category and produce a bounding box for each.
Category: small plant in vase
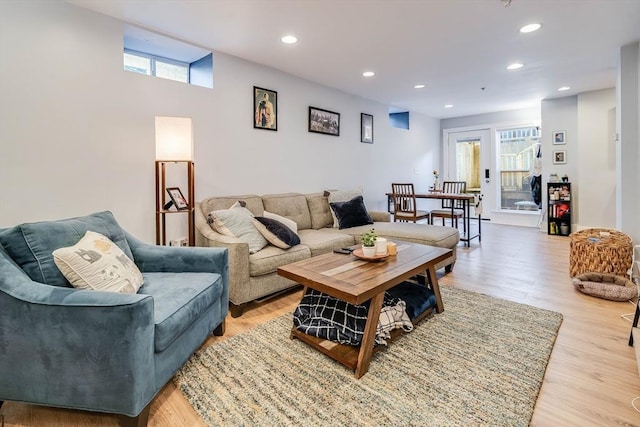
[361,228,377,257]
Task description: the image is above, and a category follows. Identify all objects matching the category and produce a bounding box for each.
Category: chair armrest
[0,254,156,415]
[370,210,391,222]
[125,231,228,278]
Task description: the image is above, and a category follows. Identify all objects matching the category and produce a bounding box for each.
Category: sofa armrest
[125,231,228,279]
[370,210,391,222]
[0,254,156,416]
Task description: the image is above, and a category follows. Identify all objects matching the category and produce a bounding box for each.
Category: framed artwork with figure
[254,86,277,131]
[553,150,566,164]
[553,130,566,145]
[166,187,189,210]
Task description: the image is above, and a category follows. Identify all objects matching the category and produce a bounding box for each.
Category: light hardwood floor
[2,222,639,426]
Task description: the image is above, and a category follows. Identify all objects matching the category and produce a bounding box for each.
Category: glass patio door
[445,129,492,220]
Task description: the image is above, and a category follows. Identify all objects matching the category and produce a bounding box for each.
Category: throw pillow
[329,195,374,229]
[52,231,143,293]
[208,206,268,253]
[263,210,298,233]
[252,217,301,249]
[327,189,363,227]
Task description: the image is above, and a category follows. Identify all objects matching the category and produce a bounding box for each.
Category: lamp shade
[155,116,193,161]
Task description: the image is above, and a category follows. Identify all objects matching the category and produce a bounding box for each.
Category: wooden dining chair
[391,183,430,223]
[430,181,467,229]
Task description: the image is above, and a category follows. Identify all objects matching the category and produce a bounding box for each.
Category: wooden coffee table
[277,242,451,378]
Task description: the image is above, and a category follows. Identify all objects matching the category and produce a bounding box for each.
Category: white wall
[577,89,616,229]
[0,1,440,242]
[617,42,640,243]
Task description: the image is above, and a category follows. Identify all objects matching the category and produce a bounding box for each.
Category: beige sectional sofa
[195,191,460,317]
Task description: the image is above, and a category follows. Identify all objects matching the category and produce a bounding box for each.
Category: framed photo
[553,150,567,165]
[166,187,189,210]
[553,130,566,145]
[361,113,373,143]
[253,86,277,131]
[308,106,340,136]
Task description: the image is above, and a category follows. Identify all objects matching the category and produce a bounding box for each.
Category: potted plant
[361,228,377,257]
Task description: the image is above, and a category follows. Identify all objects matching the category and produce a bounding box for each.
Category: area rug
[173,286,563,426]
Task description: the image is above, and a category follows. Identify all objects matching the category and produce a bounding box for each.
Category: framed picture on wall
[253,86,277,131]
[552,130,566,145]
[361,113,373,143]
[308,106,340,136]
[553,150,567,164]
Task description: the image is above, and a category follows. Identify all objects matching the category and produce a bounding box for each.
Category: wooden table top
[277,242,451,305]
[385,191,475,201]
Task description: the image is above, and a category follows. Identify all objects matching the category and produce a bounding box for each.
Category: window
[123,24,213,88]
[497,126,541,211]
[124,49,189,83]
[389,111,410,130]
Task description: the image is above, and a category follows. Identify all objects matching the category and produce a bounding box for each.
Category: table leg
[355,292,384,378]
[426,265,444,313]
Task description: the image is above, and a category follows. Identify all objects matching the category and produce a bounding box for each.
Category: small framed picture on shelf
[552,130,566,145]
[553,150,567,165]
[361,113,373,143]
[166,187,189,210]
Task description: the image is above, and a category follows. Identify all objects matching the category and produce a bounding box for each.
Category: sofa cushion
[0,211,133,287]
[297,229,355,257]
[306,192,333,229]
[53,231,143,293]
[139,271,223,352]
[329,195,374,229]
[208,206,268,254]
[262,193,312,230]
[345,222,460,249]
[199,195,264,217]
[252,217,301,249]
[327,189,362,227]
[249,244,311,277]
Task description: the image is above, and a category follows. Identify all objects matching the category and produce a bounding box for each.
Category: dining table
[385,191,481,246]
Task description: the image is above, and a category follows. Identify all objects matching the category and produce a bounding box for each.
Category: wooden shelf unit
[155,160,195,246]
[547,182,571,236]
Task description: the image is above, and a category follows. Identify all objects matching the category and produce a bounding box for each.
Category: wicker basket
[569,228,633,277]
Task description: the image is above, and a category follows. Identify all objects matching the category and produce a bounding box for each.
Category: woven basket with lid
[569,228,633,277]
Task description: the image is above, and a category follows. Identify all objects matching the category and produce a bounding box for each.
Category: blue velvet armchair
[0,211,228,426]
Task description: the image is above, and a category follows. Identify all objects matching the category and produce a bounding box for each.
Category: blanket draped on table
[293,288,413,346]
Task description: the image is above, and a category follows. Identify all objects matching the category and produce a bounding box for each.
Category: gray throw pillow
[208,206,268,253]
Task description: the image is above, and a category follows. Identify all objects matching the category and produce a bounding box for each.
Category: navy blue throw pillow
[252,217,301,249]
[329,195,374,229]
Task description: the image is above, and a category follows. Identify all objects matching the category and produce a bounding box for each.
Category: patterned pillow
[52,231,143,293]
[252,217,301,249]
[208,206,268,253]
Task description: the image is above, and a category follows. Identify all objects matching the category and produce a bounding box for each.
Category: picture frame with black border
[166,187,189,210]
[308,106,340,136]
[361,113,373,143]
[553,130,566,145]
[253,86,277,131]
[553,150,567,165]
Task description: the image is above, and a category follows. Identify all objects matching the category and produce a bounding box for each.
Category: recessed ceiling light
[520,23,542,33]
[414,84,426,89]
[507,63,524,70]
[281,35,298,44]
[444,104,453,108]
[362,71,375,77]
[558,86,571,91]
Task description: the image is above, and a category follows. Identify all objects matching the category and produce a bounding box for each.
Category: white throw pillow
[208,206,268,253]
[327,189,363,227]
[263,210,298,233]
[52,230,143,293]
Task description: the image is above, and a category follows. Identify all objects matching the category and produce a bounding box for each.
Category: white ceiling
[68,0,640,119]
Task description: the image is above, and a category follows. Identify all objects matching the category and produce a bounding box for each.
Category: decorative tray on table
[352,248,390,262]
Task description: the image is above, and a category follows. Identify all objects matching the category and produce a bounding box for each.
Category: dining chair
[391,183,430,223]
[430,181,467,229]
